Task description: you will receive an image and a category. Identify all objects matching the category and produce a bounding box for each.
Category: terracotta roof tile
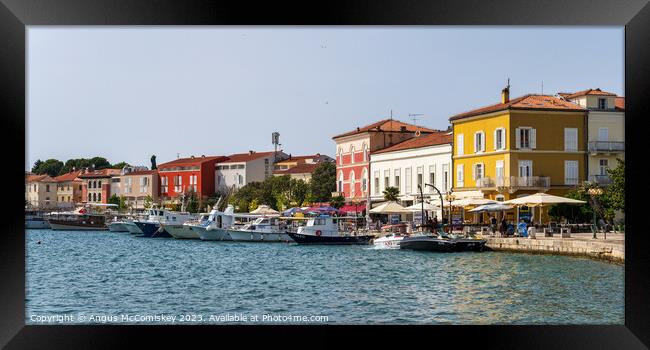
[615,97,625,111]
[159,156,228,168]
[77,168,121,178]
[373,132,453,154]
[332,119,438,139]
[220,151,277,163]
[449,94,585,121]
[562,88,617,99]
[26,174,49,183]
[54,170,82,182]
[122,169,158,176]
[273,163,320,175]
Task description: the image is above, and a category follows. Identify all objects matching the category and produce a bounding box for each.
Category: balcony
[588,141,625,154]
[589,175,612,186]
[476,176,551,192]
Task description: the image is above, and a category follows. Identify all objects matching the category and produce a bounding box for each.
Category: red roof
[77,168,121,178]
[220,151,277,163]
[561,88,617,100]
[373,131,453,154]
[26,174,51,183]
[449,94,585,121]
[273,163,320,175]
[158,155,228,168]
[332,119,438,139]
[615,97,625,111]
[54,170,82,182]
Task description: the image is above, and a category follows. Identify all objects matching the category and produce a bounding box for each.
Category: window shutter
[493,129,497,150]
[515,128,521,149]
[472,164,476,180]
[481,132,485,152]
[564,129,570,151]
[473,134,477,153]
[530,129,537,149]
[457,134,464,155]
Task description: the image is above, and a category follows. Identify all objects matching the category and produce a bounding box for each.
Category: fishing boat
[47,204,117,231]
[196,205,236,241]
[25,209,50,229]
[286,216,373,245]
[226,216,293,242]
[134,209,193,238]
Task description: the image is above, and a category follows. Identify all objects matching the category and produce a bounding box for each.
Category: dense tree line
[31,157,130,177]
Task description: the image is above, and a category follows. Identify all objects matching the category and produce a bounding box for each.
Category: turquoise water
[26,229,624,324]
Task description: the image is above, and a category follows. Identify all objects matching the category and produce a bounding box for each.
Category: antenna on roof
[177,153,180,159]
[541,80,544,95]
[408,113,423,126]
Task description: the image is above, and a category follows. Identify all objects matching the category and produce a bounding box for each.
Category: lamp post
[587,187,604,239]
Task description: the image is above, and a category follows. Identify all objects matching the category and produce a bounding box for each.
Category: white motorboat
[133,209,193,238]
[25,209,50,229]
[107,216,130,232]
[165,213,210,239]
[286,216,373,245]
[196,205,236,241]
[373,233,406,249]
[123,220,144,234]
[226,216,293,242]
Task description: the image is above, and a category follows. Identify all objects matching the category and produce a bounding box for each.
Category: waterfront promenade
[485,232,625,263]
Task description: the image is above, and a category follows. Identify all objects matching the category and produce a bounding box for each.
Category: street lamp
[587,187,604,239]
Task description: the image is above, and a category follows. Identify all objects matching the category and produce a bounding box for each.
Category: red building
[332,119,438,203]
[158,155,228,203]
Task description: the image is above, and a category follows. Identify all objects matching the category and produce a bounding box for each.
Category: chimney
[249,150,254,155]
[501,79,510,104]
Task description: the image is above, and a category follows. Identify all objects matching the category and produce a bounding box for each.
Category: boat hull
[287,232,372,245]
[123,221,143,234]
[48,220,107,231]
[165,224,200,239]
[134,222,171,238]
[107,222,129,232]
[452,238,487,252]
[399,236,456,252]
[373,236,404,249]
[196,227,230,241]
[227,229,293,242]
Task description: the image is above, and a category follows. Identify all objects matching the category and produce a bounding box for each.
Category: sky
[27,26,623,170]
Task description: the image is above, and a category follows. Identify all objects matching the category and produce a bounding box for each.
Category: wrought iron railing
[588,141,624,153]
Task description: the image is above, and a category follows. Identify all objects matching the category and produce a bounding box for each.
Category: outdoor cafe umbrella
[282,207,304,216]
[468,203,514,213]
[450,198,497,207]
[369,201,411,214]
[404,201,440,211]
[503,192,587,225]
[250,205,279,215]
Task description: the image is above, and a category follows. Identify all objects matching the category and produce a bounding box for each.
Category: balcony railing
[588,141,625,153]
[589,175,613,186]
[476,176,551,189]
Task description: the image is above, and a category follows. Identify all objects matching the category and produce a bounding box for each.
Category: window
[384,170,390,191]
[428,165,436,191]
[350,171,356,197]
[350,146,355,164]
[98,193,101,202]
[374,171,380,195]
[417,166,423,189]
[98,181,102,187]
[564,128,578,152]
[79,185,82,191]
[92,193,97,202]
[494,128,505,150]
[515,127,536,149]
[443,164,449,192]
[456,165,464,187]
[598,128,609,142]
[405,167,412,194]
[362,169,367,193]
[474,131,485,153]
[496,160,505,185]
[518,160,533,178]
[238,174,243,185]
[46,184,50,192]
[456,134,464,155]
[161,176,168,193]
[564,160,579,185]
[88,193,91,201]
[338,172,343,192]
[338,148,343,165]
[599,159,609,175]
[473,163,484,181]
[363,144,368,162]
[394,169,401,192]
[598,98,607,109]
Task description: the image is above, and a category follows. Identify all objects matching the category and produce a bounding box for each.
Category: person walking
[500,218,507,237]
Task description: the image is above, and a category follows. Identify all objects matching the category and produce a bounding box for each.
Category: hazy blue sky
[27,27,623,170]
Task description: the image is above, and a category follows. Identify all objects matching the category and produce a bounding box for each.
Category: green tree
[118,195,128,211]
[605,158,624,212]
[186,191,199,213]
[32,159,64,177]
[310,162,336,202]
[151,155,157,170]
[111,161,130,169]
[107,194,120,206]
[330,195,345,209]
[143,195,153,209]
[383,186,400,201]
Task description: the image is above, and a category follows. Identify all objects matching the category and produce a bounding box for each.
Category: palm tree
[330,195,345,209]
[383,186,400,201]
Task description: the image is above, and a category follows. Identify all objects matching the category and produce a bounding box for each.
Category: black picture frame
[2,0,649,348]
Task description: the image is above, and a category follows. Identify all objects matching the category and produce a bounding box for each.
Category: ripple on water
[25,229,624,324]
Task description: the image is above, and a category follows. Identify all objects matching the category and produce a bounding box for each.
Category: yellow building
[449,85,588,202]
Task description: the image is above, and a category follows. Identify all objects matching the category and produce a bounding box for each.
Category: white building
[560,88,625,186]
[215,151,288,191]
[370,131,453,218]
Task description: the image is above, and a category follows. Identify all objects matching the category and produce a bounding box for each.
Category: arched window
[98,193,101,202]
[88,193,91,202]
[338,148,343,165]
[350,145,355,164]
[350,171,356,197]
[362,143,368,162]
[338,171,344,192]
[362,168,368,193]
[92,193,97,202]
[98,180,102,187]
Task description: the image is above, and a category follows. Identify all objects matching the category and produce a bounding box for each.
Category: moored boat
[226,216,293,242]
[373,233,405,249]
[164,213,210,239]
[134,209,193,238]
[399,234,456,252]
[107,216,131,232]
[451,237,487,252]
[196,205,236,241]
[25,209,50,229]
[47,204,117,231]
[286,216,373,245]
